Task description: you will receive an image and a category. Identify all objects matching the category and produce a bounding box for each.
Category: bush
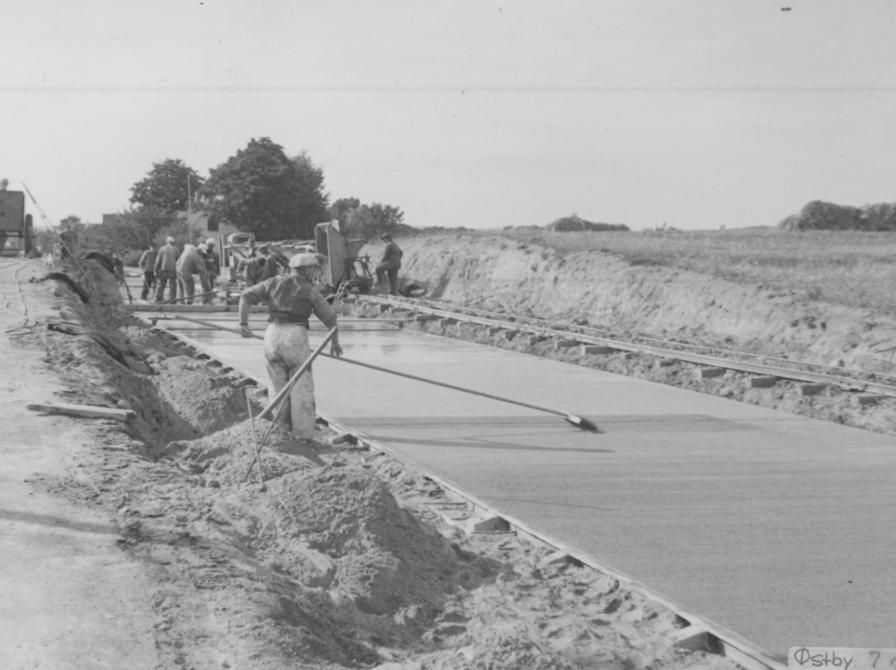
[545,214,629,232]
[778,200,896,231]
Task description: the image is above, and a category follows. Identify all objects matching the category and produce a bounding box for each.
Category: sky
[2,0,896,231]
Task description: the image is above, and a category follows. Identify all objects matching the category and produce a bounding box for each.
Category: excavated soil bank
[384,233,896,375]
[13,261,748,667]
[370,233,896,437]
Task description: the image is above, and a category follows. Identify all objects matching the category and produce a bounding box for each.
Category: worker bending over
[238,253,343,440]
[176,242,209,305]
[154,236,179,303]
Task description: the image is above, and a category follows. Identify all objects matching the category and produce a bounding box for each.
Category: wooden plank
[581,344,616,355]
[127,304,235,313]
[856,394,884,407]
[27,402,134,421]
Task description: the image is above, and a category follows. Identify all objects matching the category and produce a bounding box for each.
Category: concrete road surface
[160,316,896,658]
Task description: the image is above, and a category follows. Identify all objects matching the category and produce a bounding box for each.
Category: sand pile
[153,416,483,616]
[129,417,732,669]
[163,418,482,616]
[150,354,249,435]
[161,418,323,483]
[269,467,481,616]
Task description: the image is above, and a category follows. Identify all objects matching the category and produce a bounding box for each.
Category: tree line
[56,137,409,260]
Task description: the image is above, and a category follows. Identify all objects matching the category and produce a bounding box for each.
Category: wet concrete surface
[149,313,896,657]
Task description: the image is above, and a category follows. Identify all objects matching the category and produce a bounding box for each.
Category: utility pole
[186,175,192,215]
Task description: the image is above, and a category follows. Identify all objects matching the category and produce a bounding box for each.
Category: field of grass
[484,227,896,312]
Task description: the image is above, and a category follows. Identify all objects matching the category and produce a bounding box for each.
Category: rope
[22,184,114,314]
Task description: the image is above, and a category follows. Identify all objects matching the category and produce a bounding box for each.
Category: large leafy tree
[130,159,203,213]
[345,202,406,240]
[200,138,329,240]
[330,197,360,227]
[79,208,178,259]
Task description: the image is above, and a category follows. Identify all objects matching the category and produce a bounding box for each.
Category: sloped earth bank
[377,233,896,436]
[11,260,744,668]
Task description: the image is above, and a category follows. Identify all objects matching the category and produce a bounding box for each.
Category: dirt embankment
[389,233,896,375]
[11,259,741,669]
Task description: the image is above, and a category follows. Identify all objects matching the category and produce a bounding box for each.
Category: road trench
[123,289,896,667]
[129,299,793,668]
[33,266,761,669]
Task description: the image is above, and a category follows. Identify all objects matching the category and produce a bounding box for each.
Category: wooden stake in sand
[245,389,265,488]
[27,402,135,422]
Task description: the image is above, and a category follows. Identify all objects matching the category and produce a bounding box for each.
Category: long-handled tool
[119,276,134,304]
[240,327,338,481]
[256,327,337,421]
[159,316,598,433]
[321,353,597,432]
[245,389,266,488]
[161,288,223,305]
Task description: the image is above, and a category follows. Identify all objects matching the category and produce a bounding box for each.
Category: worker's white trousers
[263,322,316,439]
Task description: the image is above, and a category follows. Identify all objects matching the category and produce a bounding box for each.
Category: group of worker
[137,237,221,304]
[136,231,402,306]
[135,232,404,444]
[237,241,290,286]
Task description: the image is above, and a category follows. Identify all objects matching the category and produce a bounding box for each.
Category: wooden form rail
[387,295,896,387]
[397,296,857,373]
[361,295,896,398]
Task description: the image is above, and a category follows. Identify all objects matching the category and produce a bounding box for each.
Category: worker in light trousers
[238,253,342,439]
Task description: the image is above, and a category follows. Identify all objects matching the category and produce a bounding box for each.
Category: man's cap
[166,236,175,243]
[197,243,207,252]
[289,253,319,268]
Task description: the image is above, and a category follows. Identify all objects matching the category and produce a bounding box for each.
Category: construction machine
[313,220,373,298]
[0,189,34,257]
[220,222,373,303]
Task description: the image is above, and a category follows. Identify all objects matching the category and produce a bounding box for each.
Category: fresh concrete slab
[160,320,896,658]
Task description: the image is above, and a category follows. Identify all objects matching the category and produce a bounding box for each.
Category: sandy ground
[376,233,896,437]
[0,260,158,669]
[0,257,753,667]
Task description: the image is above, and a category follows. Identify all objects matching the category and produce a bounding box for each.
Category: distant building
[176,210,242,246]
[102,213,126,226]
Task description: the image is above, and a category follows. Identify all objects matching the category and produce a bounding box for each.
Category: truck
[0,189,34,257]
